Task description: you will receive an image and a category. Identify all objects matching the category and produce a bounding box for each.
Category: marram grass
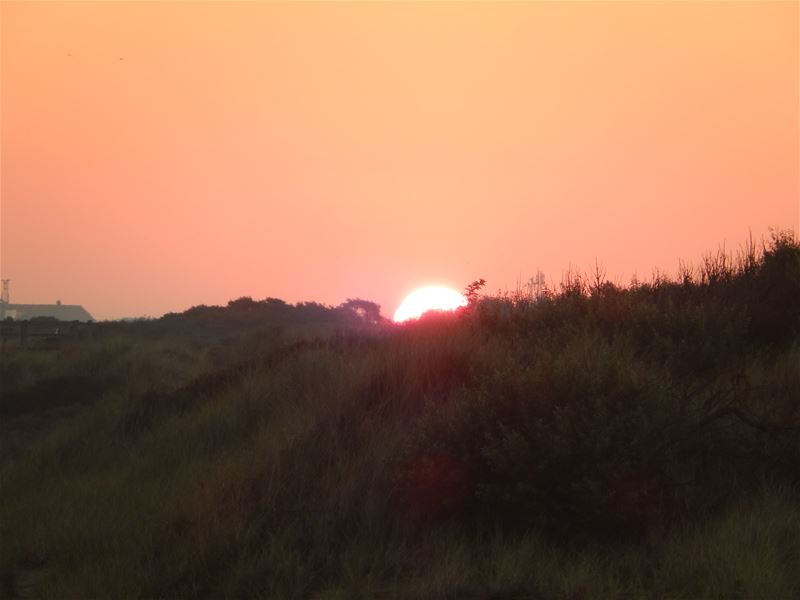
[1,233,798,598]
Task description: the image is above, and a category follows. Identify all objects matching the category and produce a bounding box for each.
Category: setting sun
[393,286,468,322]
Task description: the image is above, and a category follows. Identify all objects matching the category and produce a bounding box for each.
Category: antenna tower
[527,270,546,299]
[1,280,9,304]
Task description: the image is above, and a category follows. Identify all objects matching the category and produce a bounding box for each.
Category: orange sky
[1,1,798,320]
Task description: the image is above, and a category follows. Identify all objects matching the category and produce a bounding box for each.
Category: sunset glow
[393,287,468,322]
[1,2,797,319]
[1,2,798,593]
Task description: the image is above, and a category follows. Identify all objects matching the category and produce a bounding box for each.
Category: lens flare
[393,286,467,322]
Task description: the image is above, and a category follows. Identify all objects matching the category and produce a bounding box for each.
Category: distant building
[0,302,94,322]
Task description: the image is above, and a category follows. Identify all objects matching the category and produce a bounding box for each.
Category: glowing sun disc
[393,286,467,322]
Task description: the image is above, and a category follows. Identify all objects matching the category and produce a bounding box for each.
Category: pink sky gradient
[2,1,798,320]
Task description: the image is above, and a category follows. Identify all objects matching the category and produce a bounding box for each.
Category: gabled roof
[1,303,94,322]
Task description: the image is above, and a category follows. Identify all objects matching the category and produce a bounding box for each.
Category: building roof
[1,303,94,322]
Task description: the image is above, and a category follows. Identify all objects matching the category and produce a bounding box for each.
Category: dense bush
[400,233,800,540]
[0,232,798,598]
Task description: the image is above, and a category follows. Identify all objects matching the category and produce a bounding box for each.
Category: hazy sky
[2,1,798,320]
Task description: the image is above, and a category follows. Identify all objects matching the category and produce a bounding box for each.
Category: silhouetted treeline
[157,296,385,337]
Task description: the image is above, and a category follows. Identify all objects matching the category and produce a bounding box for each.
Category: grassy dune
[1,233,799,599]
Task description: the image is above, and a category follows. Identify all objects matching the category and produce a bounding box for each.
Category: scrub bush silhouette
[0,231,798,598]
[400,231,800,541]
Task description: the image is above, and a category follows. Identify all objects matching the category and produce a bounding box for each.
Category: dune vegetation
[1,232,799,599]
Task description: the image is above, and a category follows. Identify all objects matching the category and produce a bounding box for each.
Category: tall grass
[1,232,798,598]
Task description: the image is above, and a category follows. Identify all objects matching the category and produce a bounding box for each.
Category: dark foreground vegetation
[1,233,799,599]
